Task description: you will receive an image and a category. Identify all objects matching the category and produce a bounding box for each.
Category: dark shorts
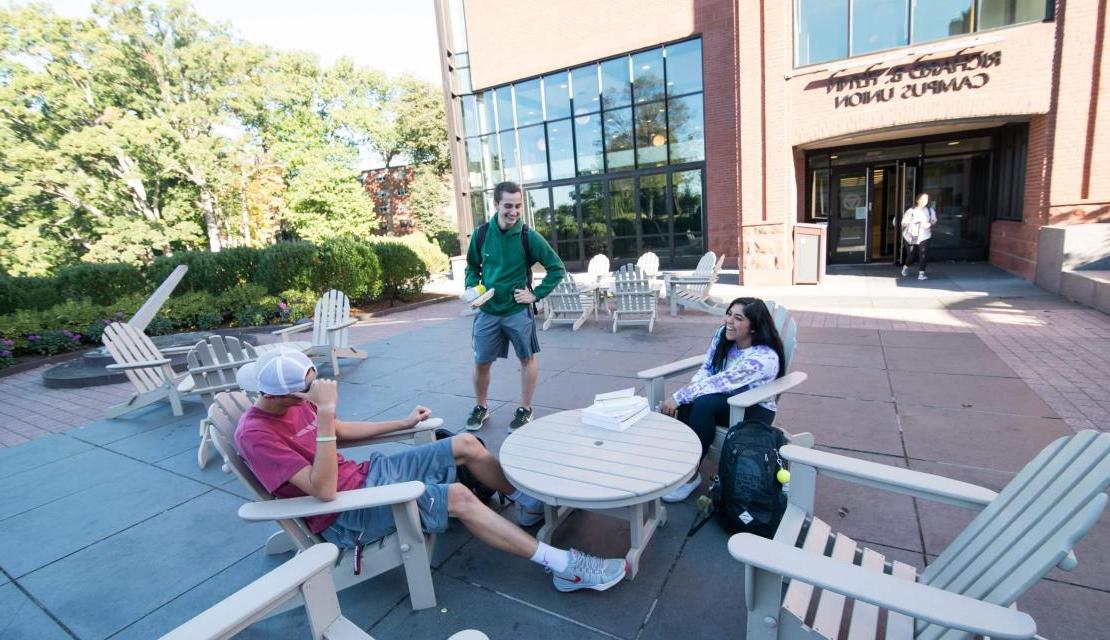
[321,438,456,547]
[472,307,541,363]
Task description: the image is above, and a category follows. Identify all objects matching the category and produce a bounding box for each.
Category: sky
[39,0,443,83]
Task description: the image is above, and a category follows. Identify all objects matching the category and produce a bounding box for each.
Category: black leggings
[902,239,930,272]
[677,392,777,462]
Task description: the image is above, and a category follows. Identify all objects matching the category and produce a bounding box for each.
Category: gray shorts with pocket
[472,307,540,363]
[321,437,456,548]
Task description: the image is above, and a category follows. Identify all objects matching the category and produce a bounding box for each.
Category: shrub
[147,247,261,296]
[0,274,63,311]
[24,329,83,356]
[277,289,318,324]
[430,230,461,258]
[255,241,319,294]
[393,234,449,274]
[160,291,221,330]
[55,262,146,305]
[217,284,269,317]
[145,315,174,336]
[315,235,382,302]
[370,241,429,301]
[0,337,14,368]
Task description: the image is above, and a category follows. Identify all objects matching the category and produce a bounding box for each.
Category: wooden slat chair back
[586,253,610,282]
[666,251,726,316]
[187,336,259,469]
[915,430,1110,639]
[273,289,366,377]
[206,391,438,613]
[102,322,196,418]
[635,251,660,278]
[765,299,798,371]
[611,265,657,333]
[542,275,594,331]
[729,431,1109,640]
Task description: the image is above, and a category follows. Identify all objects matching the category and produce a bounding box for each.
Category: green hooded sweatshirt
[464,217,566,317]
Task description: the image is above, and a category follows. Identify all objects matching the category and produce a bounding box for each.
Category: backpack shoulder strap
[475,222,489,258]
[521,223,534,292]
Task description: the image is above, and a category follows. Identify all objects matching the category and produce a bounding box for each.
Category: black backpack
[475,222,537,314]
[702,419,789,537]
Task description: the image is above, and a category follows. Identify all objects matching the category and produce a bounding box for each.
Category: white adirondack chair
[542,275,595,331]
[206,391,442,614]
[584,253,611,284]
[635,251,661,279]
[187,335,258,469]
[611,265,657,333]
[637,300,810,452]
[730,430,1110,640]
[665,252,727,316]
[160,543,488,640]
[273,290,367,377]
[101,322,198,418]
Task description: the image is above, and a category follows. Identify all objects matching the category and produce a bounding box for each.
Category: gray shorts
[321,438,456,548]
[472,307,541,363]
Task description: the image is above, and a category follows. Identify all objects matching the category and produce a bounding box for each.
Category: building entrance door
[830,162,916,264]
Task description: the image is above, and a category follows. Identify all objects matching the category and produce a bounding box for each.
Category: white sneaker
[662,474,701,503]
[918,272,928,280]
[900,265,909,277]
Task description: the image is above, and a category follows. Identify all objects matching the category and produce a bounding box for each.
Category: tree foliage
[0,0,450,276]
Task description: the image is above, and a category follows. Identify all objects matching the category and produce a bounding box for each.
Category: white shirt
[902,206,937,244]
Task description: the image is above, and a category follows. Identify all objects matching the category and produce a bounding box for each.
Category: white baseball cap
[237,347,316,395]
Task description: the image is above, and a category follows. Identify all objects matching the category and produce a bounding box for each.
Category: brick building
[434,0,1108,283]
[361,165,415,235]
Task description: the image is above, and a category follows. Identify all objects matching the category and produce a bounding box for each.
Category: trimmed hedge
[55,262,146,306]
[369,241,429,301]
[0,274,63,312]
[147,246,262,296]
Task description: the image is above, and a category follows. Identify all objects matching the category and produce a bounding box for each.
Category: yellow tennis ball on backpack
[475,283,487,295]
[776,468,791,485]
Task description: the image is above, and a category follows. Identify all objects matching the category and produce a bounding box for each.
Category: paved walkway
[0,262,1106,639]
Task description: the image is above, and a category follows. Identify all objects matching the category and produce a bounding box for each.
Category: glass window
[498,130,519,183]
[579,181,607,256]
[665,39,703,96]
[796,0,848,66]
[924,136,991,155]
[526,187,553,238]
[543,71,571,121]
[632,48,665,104]
[635,100,668,169]
[517,124,548,183]
[640,173,668,236]
[601,57,631,110]
[460,95,479,137]
[604,107,635,172]
[611,236,639,264]
[546,119,575,180]
[571,64,600,115]
[574,114,604,176]
[465,139,484,189]
[852,0,909,55]
[609,177,636,237]
[810,169,830,221]
[672,169,703,235]
[912,0,972,43]
[470,192,487,229]
[480,134,500,186]
[978,0,1045,30]
[922,152,990,250]
[494,86,515,131]
[478,91,495,135]
[514,78,542,127]
[668,93,704,163]
[552,184,580,261]
[454,69,472,95]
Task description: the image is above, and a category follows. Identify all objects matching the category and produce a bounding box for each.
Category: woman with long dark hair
[658,297,785,502]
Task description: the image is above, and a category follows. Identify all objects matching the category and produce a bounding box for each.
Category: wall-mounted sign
[825,51,1001,109]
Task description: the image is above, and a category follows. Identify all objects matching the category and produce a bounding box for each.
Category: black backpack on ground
[434,429,500,504]
[692,419,789,538]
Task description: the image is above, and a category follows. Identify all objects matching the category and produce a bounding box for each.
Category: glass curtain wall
[459,38,707,269]
[795,0,1050,66]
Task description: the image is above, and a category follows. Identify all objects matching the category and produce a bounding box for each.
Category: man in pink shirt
[234,347,627,593]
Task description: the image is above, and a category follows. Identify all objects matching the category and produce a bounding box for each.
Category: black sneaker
[465,405,489,431]
[508,406,533,432]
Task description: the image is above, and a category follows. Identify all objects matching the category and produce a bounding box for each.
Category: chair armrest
[781,444,997,510]
[324,318,358,333]
[338,418,443,448]
[106,358,172,371]
[159,543,339,640]
[238,481,425,522]
[728,534,1037,639]
[637,355,704,380]
[727,371,808,408]
[272,322,313,336]
[160,345,196,355]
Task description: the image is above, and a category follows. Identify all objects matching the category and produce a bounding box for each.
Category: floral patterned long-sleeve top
[673,329,781,411]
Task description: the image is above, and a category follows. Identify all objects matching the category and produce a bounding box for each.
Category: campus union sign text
[826,51,1002,109]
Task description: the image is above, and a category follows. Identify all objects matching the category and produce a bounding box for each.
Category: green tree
[407,166,452,236]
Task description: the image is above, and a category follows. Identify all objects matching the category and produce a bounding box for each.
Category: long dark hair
[709,297,786,379]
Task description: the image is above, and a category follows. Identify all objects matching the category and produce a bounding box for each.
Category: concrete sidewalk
[0,262,1106,639]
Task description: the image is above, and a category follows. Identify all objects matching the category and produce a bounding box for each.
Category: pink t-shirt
[235,403,370,533]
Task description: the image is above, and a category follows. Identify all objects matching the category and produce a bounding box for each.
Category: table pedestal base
[537,499,668,580]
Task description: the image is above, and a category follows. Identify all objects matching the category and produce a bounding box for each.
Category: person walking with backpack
[900,192,937,281]
[657,297,785,503]
[462,181,566,433]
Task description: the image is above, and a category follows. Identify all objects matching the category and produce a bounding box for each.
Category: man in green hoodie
[463,181,566,432]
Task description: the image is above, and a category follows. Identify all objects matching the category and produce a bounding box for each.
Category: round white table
[499,409,701,579]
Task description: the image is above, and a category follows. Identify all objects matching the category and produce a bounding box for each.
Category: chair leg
[197,421,212,469]
[391,501,436,610]
[167,386,184,417]
[330,348,340,377]
[265,530,297,555]
[745,565,784,640]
